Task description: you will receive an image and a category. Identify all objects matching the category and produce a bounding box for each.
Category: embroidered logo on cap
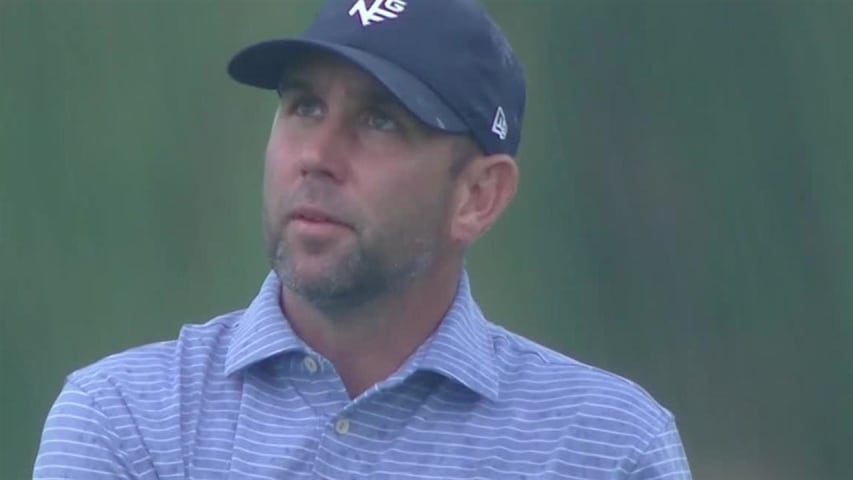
[491,106,508,140]
[349,0,407,27]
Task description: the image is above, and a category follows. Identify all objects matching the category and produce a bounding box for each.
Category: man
[35,0,691,478]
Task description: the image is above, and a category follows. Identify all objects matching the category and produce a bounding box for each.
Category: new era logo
[349,0,407,27]
[491,106,508,140]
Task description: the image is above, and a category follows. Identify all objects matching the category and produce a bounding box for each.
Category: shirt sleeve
[33,378,135,479]
[627,416,693,480]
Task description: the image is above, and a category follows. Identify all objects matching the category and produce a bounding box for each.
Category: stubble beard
[265,214,439,316]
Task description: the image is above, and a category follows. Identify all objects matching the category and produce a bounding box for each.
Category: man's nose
[297,116,350,183]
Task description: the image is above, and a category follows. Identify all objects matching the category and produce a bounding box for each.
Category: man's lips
[288,207,349,228]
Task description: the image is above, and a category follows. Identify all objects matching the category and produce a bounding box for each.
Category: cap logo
[491,106,508,140]
[349,0,407,27]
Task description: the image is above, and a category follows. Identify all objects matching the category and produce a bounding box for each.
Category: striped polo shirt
[34,271,691,479]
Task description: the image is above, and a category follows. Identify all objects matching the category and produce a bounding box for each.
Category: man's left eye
[364,111,399,131]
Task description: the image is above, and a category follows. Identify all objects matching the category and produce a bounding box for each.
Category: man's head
[228,0,525,312]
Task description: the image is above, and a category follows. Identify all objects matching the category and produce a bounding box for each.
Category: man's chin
[283,279,364,313]
[278,260,350,295]
[284,222,353,255]
[277,261,391,312]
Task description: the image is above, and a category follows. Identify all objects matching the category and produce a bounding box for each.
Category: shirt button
[334,417,350,435]
[302,356,318,374]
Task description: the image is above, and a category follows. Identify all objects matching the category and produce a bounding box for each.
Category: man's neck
[281,261,462,399]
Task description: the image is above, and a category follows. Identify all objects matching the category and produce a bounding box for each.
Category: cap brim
[227,39,468,133]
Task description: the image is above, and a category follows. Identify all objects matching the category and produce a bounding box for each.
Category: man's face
[263,54,465,312]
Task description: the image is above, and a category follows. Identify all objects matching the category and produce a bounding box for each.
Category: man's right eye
[292,98,324,118]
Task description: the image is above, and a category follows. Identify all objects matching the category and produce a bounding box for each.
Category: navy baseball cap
[228,0,526,156]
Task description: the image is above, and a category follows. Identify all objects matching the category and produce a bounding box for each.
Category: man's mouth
[288,207,349,228]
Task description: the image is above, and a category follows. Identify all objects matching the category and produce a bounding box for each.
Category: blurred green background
[1,1,851,478]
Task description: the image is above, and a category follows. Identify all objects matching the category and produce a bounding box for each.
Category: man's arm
[627,417,692,480]
[33,379,134,479]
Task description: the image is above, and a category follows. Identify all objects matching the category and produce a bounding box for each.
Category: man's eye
[364,110,399,131]
[293,98,324,117]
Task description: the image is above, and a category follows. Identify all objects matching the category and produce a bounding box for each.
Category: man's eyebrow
[363,86,402,109]
[277,77,312,95]
[276,74,402,109]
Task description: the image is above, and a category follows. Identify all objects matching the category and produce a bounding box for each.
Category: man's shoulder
[487,324,675,435]
[67,309,243,392]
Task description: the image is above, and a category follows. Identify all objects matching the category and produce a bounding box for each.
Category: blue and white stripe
[34,271,691,479]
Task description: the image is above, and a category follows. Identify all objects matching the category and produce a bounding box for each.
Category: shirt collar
[402,271,500,401]
[224,270,500,401]
[224,271,306,376]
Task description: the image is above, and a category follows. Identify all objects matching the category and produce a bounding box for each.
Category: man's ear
[450,154,518,246]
